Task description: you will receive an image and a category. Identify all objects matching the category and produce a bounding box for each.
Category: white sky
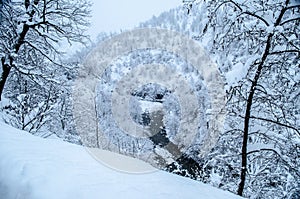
[88,0,181,39]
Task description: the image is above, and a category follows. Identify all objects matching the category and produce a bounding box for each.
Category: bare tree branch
[249,115,300,136]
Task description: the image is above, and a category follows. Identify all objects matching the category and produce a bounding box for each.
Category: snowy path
[0,122,241,199]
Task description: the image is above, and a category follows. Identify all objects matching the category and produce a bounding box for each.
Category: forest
[0,0,299,198]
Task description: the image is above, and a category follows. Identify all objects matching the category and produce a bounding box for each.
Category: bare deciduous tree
[142,1,299,196]
[0,0,91,100]
[196,0,300,197]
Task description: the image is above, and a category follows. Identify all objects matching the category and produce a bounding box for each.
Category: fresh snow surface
[0,122,242,199]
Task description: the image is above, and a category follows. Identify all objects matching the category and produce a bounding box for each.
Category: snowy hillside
[140,4,206,39]
[0,122,241,199]
[1,0,298,198]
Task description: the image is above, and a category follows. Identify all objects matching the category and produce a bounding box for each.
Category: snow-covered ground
[0,122,241,199]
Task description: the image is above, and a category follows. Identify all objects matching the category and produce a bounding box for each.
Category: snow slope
[0,122,241,199]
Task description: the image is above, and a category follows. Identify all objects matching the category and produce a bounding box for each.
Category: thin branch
[247,148,300,178]
[23,41,64,67]
[280,17,300,26]
[284,4,300,11]
[249,115,300,136]
[228,0,242,11]
[280,33,300,51]
[270,49,300,55]
[240,11,270,26]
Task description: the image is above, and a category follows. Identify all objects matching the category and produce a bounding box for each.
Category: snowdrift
[0,122,241,199]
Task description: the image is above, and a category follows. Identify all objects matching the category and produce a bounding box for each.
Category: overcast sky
[88,0,181,39]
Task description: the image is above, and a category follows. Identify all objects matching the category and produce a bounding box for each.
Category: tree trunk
[237,33,274,196]
[0,57,12,101]
[0,22,30,101]
[237,1,288,194]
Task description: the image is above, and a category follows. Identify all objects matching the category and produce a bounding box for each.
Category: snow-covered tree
[139,1,299,197]
[0,0,91,142]
[0,0,91,100]
[192,0,300,197]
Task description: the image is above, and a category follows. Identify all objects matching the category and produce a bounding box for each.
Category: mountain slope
[0,122,242,199]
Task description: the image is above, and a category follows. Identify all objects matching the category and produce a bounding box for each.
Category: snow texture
[0,122,242,199]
